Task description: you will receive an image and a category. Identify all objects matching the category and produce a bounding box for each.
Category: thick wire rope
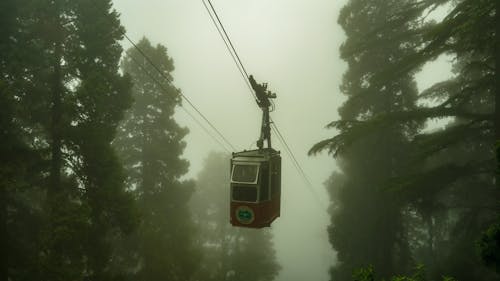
[271,121,326,208]
[270,122,313,186]
[126,54,232,153]
[123,33,237,152]
[201,0,257,102]
[205,1,251,81]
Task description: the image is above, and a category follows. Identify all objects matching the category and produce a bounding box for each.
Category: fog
[112,1,347,280]
[3,0,498,281]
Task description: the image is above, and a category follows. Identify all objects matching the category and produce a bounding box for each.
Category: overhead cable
[201,0,257,101]
[123,33,237,152]
[126,53,232,153]
[271,121,325,207]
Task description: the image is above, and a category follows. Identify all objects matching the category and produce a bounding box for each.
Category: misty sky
[111,1,452,281]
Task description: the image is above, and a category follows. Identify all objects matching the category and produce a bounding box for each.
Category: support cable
[127,54,232,153]
[123,33,237,152]
[201,0,257,101]
[205,0,251,80]
[271,121,325,207]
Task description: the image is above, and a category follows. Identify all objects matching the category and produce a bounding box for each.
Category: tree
[0,1,57,280]
[190,152,281,281]
[115,37,200,281]
[313,0,499,280]
[66,2,135,279]
[350,265,456,281]
[310,0,422,279]
[1,1,136,280]
[370,1,498,279]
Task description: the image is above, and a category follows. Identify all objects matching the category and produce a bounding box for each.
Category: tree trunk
[495,0,500,181]
[49,40,63,201]
[496,0,500,141]
[0,183,7,281]
[46,18,64,280]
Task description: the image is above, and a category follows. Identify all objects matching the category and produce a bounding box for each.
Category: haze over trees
[114,38,201,281]
[1,0,498,281]
[311,0,499,280]
[1,0,135,280]
[0,1,280,280]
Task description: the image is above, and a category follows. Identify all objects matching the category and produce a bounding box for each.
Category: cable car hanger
[249,75,276,150]
[229,76,282,228]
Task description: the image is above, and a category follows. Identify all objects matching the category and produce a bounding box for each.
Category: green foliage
[1,0,136,280]
[497,141,500,176]
[390,264,426,281]
[313,0,422,279]
[477,221,500,273]
[314,0,499,280]
[114,38,200,281]
[353,266,375,281]
[352,265,457,281]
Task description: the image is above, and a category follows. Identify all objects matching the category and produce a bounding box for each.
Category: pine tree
[1,1,50,280]
[311,1,430,280]
[66,1,136,280]
[115,37,200,281]
[378,1,498,279]
[0,0,136,280]
[313,0,499,280]
[310,0,422,279]
[0,1,21,279]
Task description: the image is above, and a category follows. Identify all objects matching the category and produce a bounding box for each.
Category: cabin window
[232,164,259,183]
[232,185,257,202]
[259,164,269,201]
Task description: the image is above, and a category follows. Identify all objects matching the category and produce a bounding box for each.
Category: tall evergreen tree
[190,152,281,281]
[313,0,499,280]
[372,1,498,279]
[0,1,21,279]
[1,1,53,280]
[310,0,422,280]
[115,37,200,281]
[66,1,135,280]
[1,0,136,280]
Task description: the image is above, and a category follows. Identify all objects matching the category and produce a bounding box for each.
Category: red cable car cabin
[230,148,281,228]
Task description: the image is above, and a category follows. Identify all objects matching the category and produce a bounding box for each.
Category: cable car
[230,75,281,228]
[230,148,281,228]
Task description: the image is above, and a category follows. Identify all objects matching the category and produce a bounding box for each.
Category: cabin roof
[232,148,280,159]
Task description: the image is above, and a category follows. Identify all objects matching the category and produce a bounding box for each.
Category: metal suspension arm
[249,75,276,149]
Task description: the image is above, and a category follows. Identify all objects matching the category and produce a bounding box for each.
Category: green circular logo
[235,206,255,224]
